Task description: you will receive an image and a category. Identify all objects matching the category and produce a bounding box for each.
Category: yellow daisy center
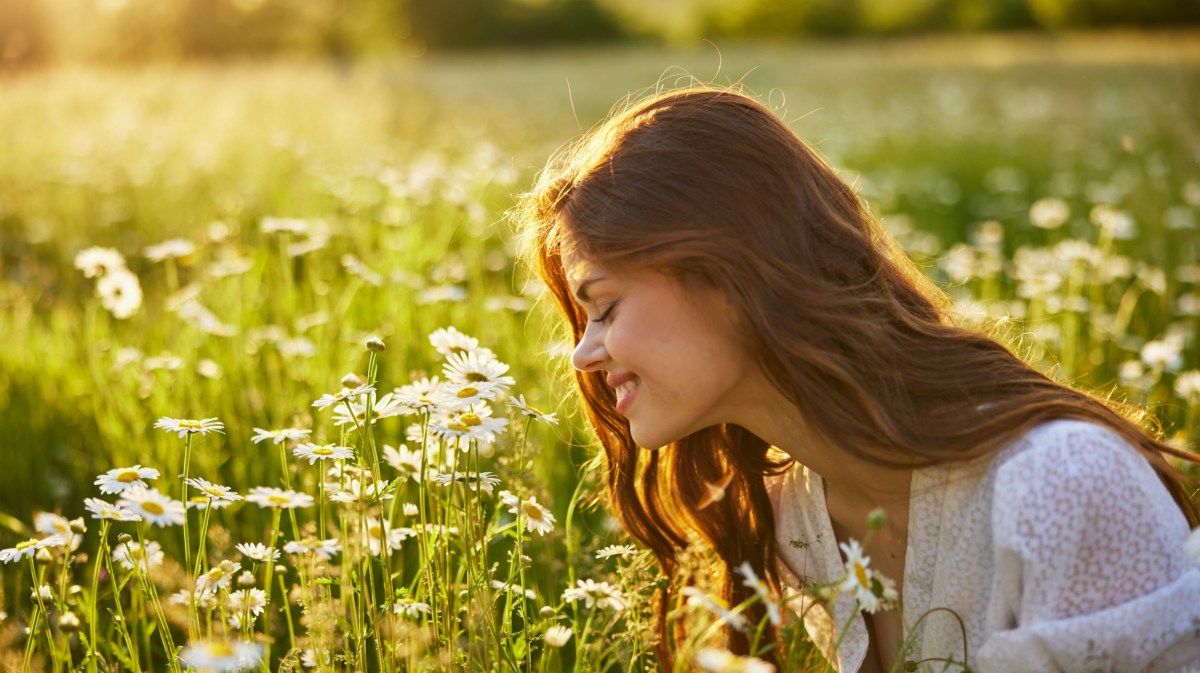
[457,386,478,398]
[368,525,383,539]
[129,547,145,559]
[16,539,38,551]
[520,502,545,521]
[854,562,869,588]
[208,641,235,657]
[141,501,164,515]
[179,420,202,430]
[460,413,482,426]
[446,423,470,432]
[465,373,489,383]
[189,496,208,504]
[268,494,291,505]
[117,470,141,483]
[312,446,335,456]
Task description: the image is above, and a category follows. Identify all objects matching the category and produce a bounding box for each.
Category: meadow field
[0,33,1198,672]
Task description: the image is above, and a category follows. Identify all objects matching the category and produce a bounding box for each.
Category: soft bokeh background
[0,3,1198,669]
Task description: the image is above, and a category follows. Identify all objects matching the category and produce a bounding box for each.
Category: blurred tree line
[1,0,1198,68]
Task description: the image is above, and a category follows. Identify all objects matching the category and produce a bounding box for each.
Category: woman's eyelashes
[591,302,617,323]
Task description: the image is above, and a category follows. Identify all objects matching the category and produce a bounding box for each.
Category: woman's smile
[565,255,763,448]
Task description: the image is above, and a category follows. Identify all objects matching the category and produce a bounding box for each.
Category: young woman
[517,87,1200,672]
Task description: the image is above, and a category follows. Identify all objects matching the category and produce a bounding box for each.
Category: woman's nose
[571,324,608,372]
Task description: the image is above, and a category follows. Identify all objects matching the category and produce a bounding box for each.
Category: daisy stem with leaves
[260,508,282,668]
[24,557,55,672]
[179,433,193,577]
[135,526,181,673]
[86,520,112,673]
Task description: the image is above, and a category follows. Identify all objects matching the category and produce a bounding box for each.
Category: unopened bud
[341,373,363,388]
[867,508,886,531]
[70,518,87,533]
[366,336,386,353]
[219,559,237,574]
[58,611,81,632]
[539,606,556,618]
[237,571,256,588]
[35,548,53,564]
[275,564,288,576]
[117,533,133,544]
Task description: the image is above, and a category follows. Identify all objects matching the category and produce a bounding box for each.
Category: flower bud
[342,373,363,388]
[538,606,557,618]
[58,611,81,632]
[237,571,256,588]
[366,336,386,353]
[867,508,886,531]
[117,533,133,544]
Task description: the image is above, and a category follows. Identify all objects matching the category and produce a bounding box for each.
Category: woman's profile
[516,86,1200,672]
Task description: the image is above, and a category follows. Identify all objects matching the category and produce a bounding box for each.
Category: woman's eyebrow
[574,277,605,303]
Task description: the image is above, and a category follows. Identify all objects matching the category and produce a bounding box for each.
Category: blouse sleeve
[977,421,1200,673]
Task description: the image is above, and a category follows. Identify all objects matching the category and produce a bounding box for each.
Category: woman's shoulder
[991,418,1153,486]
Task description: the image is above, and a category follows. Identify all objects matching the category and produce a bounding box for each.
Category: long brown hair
[515,86,1198,662]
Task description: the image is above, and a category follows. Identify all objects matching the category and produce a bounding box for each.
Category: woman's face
[564,253,765,449]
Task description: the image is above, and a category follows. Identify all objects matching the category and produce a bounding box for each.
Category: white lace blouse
[766,419,1200,672]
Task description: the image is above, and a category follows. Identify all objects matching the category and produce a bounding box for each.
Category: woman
[516,87,1200,672]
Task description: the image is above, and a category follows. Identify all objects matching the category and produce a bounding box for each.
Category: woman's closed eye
[591,302,618,323]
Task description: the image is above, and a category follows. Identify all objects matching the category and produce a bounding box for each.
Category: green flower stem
[276,572,297,655]
[134,526,181,673]
[180,433,193,578]
[260,508,282,670]
[87,521,112,673]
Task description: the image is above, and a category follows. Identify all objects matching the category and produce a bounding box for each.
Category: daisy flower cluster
[74,246,143,319]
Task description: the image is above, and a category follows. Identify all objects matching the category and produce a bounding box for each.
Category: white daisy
[1174,370,1200,401]
[736,561,781,626]
[360,517,416,556]
[442,351,515,390]
[432,471,500,495]
[34,512,82,551]
[442,382,502,411]
[490,579,536,600]
[392,598,432,620]
[185,477,242,503]
[227,588,268,618]
[393,377,454,414]
[680,587,748,630]
[595,544,637,560]
[95,465,161,494]
[154,417,225,438]
[837,540,896,614]
[432,406,508,445]
[544,624,573,648]
[74,246,126,278]
[562,579,627,612]
[196,561,240,595]
[293,443,355,465]
[499,491,556,536]
[312,383,375,410]
[428,326,494,359]
[507,394,559,425]
[143,238,195,263]
[179,639,264,673]
[97,268,143,319]
[383,444,424,482]
[328,478,392,504]
[402,503,419,517]
[694,648,776,673]
[187,495,234,511]
[118,488,186,527]
[282,537,341,560]
[250,427,312,445]
[245,487,314,509]
[235,543,280,564]
[112,540,165,573]
[83,497,141,522]
[260,217,309,235]
[0,536,66,564]
[332,392,408,426]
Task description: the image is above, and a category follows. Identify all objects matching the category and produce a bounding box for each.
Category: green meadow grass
[0,35,1197,671]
